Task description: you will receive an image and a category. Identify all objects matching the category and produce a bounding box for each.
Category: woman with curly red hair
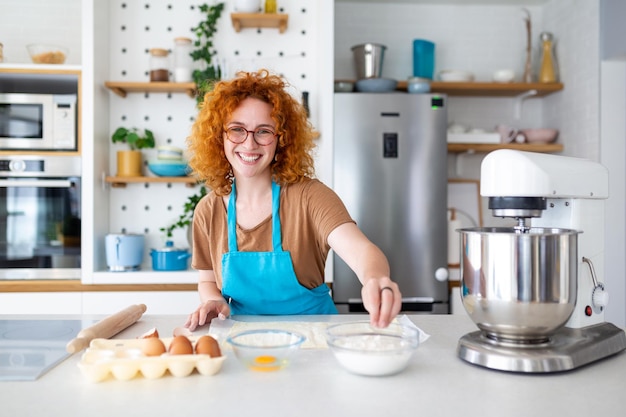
[184,70,401,330]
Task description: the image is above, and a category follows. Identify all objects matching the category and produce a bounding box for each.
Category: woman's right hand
[184,300,231,331]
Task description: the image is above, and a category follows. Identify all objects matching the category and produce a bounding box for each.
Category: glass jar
[149,48,169,82]
[173,37,193,83]
[265,0,277,13]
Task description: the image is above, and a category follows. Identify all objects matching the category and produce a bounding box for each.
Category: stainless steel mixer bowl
[459,227,579,342]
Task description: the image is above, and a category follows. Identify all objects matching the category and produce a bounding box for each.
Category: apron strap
[226,180,283,253]
[227,182,238,252]
[271,181,282,252]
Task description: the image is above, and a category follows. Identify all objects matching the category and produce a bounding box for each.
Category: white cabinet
[0,293,82,315]
[82,291,199,315]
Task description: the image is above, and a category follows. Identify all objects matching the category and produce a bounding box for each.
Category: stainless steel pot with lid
[459,226,580,342]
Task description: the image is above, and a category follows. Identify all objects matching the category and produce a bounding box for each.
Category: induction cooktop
[0,319,86,381]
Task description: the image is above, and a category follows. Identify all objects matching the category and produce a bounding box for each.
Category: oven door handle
[0,179,74,188]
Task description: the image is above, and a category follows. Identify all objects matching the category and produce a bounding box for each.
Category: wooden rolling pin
[66,304,147,353]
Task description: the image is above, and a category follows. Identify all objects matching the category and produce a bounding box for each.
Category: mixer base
[457,322,626,373]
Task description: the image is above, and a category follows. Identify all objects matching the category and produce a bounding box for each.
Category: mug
[496,125,524,143]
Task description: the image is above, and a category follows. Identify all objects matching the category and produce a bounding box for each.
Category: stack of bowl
[351,43,398,93]
[148,146,189,177]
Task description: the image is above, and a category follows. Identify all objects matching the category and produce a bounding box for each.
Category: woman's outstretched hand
[184,300,231,331]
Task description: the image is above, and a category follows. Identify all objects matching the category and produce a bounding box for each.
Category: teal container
[413,39,435,79]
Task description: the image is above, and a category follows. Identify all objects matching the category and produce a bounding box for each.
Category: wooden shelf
[104,81,196,98]
[447,143,564,153]
[231,13,289,33]
[396,81,563,97]
[105,175,199,188]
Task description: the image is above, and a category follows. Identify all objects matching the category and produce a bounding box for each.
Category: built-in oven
[0,156,81,280]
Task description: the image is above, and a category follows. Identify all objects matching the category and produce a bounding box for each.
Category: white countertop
[2,313,625,417]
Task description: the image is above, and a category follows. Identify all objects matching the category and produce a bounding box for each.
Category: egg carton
[78,337,226,382]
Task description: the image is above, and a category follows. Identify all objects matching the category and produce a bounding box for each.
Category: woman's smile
[237,151,262,163]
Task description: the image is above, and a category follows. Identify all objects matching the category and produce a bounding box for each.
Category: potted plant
[111,127,156,177]
[161,186,208,247]
[191,2,225,105]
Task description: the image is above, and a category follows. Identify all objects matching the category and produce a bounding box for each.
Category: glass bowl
[325,321,419,376]
[226,329,305,372]
[27,44,68,64]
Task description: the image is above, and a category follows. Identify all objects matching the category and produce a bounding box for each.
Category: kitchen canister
[173,37,193,82]
[105,233,145,272]
[412,39,435,80]
[149,48,169,82]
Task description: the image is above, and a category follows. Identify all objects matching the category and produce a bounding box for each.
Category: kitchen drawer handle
[0,179,74,188]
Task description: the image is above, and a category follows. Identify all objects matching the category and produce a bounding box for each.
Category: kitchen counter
[2,314,625,417]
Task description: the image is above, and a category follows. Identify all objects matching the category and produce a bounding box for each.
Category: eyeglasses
[224,126,277,146]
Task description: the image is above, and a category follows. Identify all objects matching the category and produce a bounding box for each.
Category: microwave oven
[0,93,77,151]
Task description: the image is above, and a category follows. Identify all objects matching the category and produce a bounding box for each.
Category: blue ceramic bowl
[147,160,189,177]
[355,78,398,93]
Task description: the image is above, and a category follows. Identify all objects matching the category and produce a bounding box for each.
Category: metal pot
[150,240,191,271]
[459,227,579,341]
[105,233,145,272]
[351,43,386,79]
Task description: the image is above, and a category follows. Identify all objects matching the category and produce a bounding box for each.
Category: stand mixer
[457,150,626,373]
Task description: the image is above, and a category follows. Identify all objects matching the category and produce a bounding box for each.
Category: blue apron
[221,181,337,315]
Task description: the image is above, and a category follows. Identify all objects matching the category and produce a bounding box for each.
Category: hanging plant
[191,2,225,105]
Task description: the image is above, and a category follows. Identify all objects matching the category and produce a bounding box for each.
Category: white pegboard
[106,0,324,267]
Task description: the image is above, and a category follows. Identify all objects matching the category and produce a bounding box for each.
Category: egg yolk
[250,355,281,372]
[254,355,277,364]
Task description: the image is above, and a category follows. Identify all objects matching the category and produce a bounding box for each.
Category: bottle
[149,48,169,82]
[538,32,558,83]
[265,0,277,13]
[302,91,310,118]
[173,37,193,83]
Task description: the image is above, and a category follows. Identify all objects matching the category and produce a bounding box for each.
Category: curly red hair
[187,69,316,196]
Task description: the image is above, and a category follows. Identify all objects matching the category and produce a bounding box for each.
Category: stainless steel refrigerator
[332,92,449,313]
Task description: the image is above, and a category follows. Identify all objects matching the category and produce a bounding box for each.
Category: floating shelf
[104,81,196,98]
[105,175,198,188]
[447,143,564,154]
[396,81,563,97]
[231,13,289,33]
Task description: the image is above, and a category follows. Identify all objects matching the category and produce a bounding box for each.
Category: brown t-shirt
[191,178,355,289]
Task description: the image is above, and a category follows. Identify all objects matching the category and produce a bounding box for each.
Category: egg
[195,335,222,357]
[141,337,166,356]
[139,327,159,339]
[168,335,193,355]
